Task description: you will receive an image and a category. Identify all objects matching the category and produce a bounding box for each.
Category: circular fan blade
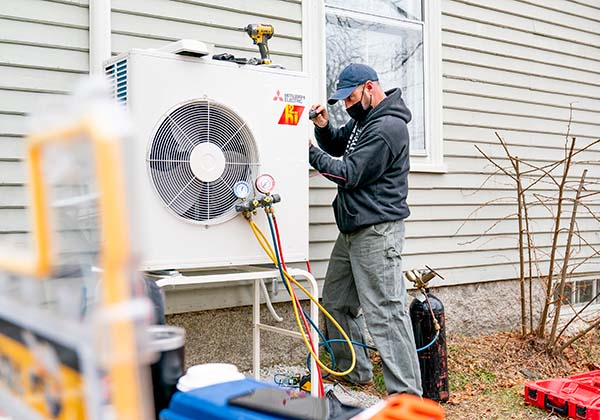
[168,118,195,152]
[148,99,259,224]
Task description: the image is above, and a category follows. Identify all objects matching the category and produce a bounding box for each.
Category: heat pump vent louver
[147,99,259,225]
[105,58,128,106]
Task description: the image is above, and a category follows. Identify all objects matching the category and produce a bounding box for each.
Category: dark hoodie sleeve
[309,128,397,189]
[313,119,355,157]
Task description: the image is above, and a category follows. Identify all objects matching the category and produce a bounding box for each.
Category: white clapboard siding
[310,170,597,192]
[308,228,600,260]
[444,78,600,114]
[308,250,600,284]
[111,33,301,70]
[310,189,600,220]
[456,0,600,36]
[2,0,598,310]
[445,140,600,166]
[0,137,24,160]
[0,90,69,115]
[443,62,600,101]
[0,18,88,51]
[309,202,599,225]
[443,46,600,90]
[308,0,600,287]
[308,238,600,271]
[443,0,600,48]
[110,0,303,71]
[0,114,29,137]
[442,31,600,77]
[0,0,89,28]
[0,186,27,207]
[443,125,600,150]
[0,208,29,232]
[428,0,600,282]
[0,0,89,237]
[444,109,598,139]
[444,92,600,126]
[570,1,600,11]
[0,0,303,245]
[517,0,600,22]
[1,43,88,73]
[1,231,98,254]
[442,13,600,63]
[310,217,599,243]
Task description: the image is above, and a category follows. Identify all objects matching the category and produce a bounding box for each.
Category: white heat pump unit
[104,47,309,271]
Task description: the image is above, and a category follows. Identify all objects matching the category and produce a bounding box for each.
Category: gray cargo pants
[322,219,422,396]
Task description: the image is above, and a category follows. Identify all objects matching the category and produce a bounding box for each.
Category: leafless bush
[461,125,600,355]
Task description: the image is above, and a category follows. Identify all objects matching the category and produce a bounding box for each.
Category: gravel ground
[167,306,384,412]
[255,364,383,409]
[167,306,384,415]
[167,304,315,371]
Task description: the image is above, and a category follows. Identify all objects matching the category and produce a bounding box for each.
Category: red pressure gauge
[255,174,276,194]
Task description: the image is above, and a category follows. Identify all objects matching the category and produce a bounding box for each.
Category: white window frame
[303,0,445,173]
[556,276,600,315]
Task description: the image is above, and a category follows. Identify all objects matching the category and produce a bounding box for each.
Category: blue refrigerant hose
[264,210,441,379]
[265,213,336,378]
[305,331,440,376]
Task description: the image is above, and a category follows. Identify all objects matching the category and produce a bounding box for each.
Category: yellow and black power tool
[243,24,274,65]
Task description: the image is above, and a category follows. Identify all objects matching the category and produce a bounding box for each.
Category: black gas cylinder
[410,291,449,402]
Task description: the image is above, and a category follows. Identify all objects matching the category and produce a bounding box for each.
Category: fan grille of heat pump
[147,99,259,225]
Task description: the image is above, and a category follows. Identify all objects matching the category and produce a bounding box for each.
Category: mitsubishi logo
[273,90,284,101]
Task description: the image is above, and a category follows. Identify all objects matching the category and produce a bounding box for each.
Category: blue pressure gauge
[233,181,251,199]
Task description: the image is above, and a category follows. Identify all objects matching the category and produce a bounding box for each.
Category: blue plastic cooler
[159,378,290,420]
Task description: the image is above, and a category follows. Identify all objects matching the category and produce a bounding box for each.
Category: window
[304,0,444,172]
[554,278,600,307]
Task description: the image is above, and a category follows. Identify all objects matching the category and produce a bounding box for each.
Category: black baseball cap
[328,63,379,105]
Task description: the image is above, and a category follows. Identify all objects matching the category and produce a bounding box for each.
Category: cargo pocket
[384,233,405,304]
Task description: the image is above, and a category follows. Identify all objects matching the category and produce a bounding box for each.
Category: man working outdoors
[308,63,422,396]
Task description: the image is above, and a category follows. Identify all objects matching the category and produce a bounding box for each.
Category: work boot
[324,374,374,388]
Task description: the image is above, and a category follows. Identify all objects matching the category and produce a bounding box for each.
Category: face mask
[346,86,372,122]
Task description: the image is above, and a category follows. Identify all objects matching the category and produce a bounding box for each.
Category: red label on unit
[278,104,305,126]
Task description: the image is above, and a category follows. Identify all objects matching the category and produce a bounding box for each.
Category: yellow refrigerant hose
[248,218,356,377]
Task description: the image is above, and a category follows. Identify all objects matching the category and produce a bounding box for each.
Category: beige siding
[0,0,302,241]
[110,0,303,70]
[308,0,600,287]
[0,0,306,311]
[0,0,89,239]
[2,0,598,310]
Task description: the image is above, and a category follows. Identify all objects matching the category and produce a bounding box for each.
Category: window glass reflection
[325,14,425,150]
[325,0,422,21]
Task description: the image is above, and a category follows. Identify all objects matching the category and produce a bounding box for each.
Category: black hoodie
[309,88,411,233]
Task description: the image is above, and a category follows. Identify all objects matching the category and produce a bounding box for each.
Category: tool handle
[258,43,270,62]
[358,394,445,420]
[544,395,568,416]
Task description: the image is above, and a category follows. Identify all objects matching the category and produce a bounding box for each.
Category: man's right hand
[309,104,329,128]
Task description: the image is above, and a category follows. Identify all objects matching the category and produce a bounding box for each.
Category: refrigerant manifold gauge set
[234,174,281,214]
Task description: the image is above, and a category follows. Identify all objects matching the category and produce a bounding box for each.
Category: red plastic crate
[570,372,600,389]
[524,371,600,419]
